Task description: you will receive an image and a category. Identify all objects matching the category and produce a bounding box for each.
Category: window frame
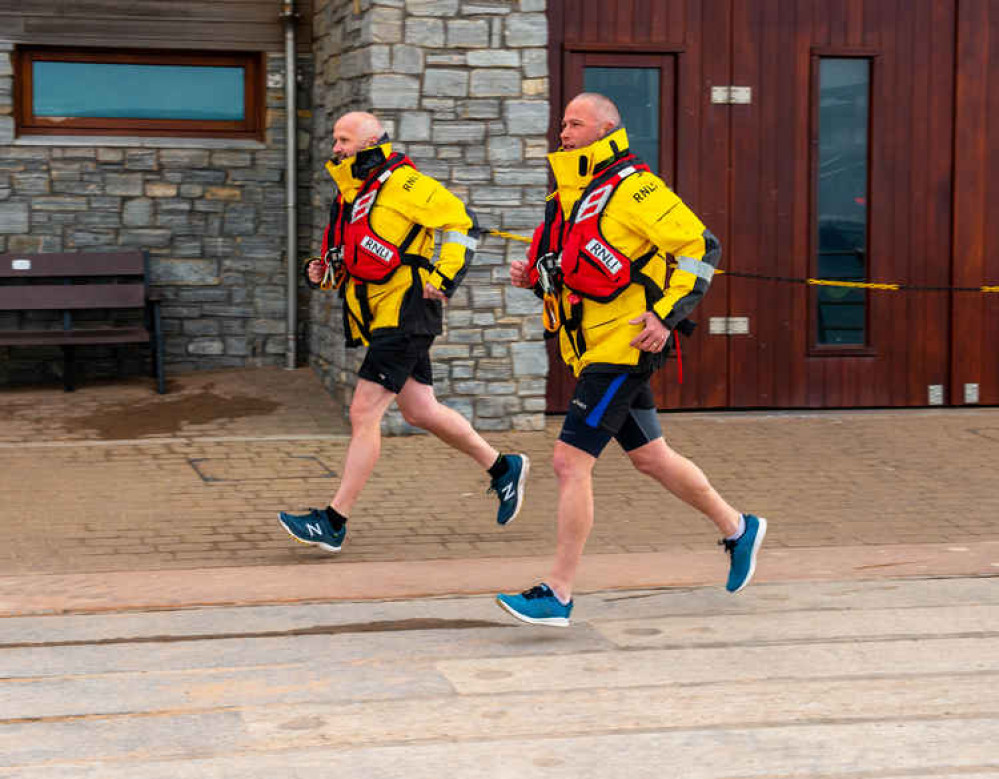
[808,51,878,356]
[565,51,676,184]
[14,46,265,140]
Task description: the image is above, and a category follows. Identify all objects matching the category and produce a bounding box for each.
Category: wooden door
[547,0,732,412]
[548,0,968,412]
[952,0,999,406]
[727,0,956,407]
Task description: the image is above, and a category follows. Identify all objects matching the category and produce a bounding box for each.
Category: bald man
[497,93,766,626]
[279,112,529,553]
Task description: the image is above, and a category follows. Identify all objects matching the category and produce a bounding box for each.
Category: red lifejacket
[326,153,422,284]
[559,156,654,302]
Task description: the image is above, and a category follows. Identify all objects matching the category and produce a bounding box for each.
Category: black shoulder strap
[399,223,424,256]
[537,196,562,257]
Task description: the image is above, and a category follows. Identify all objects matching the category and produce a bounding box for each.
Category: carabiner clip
[536,253,563,333]
[320,248,345,291]
[542,291,561,333]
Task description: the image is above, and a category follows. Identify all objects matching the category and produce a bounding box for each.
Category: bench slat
[0,251,145,278]
[0,327,151,346]
[0,283,146,311]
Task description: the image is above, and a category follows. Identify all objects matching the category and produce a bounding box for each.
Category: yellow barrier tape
[808,278,901,291]
[484,229,999,292]
[486,229,532,244]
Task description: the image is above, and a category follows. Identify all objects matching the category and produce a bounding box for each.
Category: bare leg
[627,437,741,536]
[330,378,397,516]
[546,441,597,602]
[396,378,498,469]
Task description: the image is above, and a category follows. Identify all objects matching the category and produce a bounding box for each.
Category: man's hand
[307,260,323,284]
[423,282,447,302]
[510,259,533,288]
[629,311,670,352]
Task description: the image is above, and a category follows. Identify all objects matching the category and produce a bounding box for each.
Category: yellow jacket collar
[547,128,631,194]
[325,141,394,202]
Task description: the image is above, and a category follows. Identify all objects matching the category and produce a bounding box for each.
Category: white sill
[13,136,267,150]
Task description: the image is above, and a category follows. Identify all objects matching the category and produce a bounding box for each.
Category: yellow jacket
[543,129,720,375]
[324,141,479,345]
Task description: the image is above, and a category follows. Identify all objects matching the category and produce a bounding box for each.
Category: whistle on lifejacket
[536,252,563,333]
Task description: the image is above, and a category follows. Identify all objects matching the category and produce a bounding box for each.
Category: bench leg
[151,302,166,394]
[61,345,76,392]
[115,345,127,379]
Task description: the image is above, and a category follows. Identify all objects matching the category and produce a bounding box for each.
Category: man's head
[332,112,385,162]
[559,93,622,151]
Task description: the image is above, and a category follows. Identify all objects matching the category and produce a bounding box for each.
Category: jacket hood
[324,138,393,201]
[547,128,632,211]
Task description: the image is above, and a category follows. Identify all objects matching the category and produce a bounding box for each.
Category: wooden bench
[0,251,166,393]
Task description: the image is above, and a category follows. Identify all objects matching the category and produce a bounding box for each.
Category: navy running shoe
[721,514,767,593]
[496,583,573,627]
[278,508,346,553]
[489,453,530,526]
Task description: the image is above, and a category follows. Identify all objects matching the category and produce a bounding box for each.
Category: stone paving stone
[1,369,998,578]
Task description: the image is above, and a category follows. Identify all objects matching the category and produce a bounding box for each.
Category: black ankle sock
[324,506,347,531]
[487,454,508,479]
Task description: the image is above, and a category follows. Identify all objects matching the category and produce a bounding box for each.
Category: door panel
[952,0,999,406]
[728,0,955,407]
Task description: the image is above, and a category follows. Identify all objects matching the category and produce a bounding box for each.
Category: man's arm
[619,179,721,329]
[387,169,479,298]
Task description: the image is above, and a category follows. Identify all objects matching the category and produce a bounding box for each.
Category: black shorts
[558,370,663,457]
[358,334,434,394]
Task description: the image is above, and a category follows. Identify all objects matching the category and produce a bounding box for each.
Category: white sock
[726,514,746,541]
[546,584,571,605]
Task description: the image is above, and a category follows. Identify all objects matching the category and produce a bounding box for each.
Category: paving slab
[2,368,999,594]
[2,576,995,646]
[1,578,997,778]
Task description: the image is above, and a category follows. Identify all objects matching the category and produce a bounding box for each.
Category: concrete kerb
[2,540,998,617]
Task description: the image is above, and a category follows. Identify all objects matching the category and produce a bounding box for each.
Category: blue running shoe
[721,514,767,593]
[496,583,573,627]
[278,508,346,553]
[489,453,530,526]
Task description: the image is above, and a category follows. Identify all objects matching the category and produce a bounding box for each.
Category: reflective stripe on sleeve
[442,230,479,250]
[677,256,716,281]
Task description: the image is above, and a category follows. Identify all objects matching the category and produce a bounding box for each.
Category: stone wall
[0,47,314,386]
[308,0,550,432]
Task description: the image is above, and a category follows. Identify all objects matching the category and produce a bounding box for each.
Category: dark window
[15,47,264,139]
[815,58,871,347]
[583,66,661,174]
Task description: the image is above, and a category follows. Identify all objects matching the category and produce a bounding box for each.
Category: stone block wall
[309,0,550,432]
[0,47,314,385]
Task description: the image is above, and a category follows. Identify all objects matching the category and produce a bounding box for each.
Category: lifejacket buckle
[536,252,563,333]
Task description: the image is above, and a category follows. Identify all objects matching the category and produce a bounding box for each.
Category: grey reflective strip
[617,165,637,178]
[677,256,715,281]
[378,170,393,182]
[442,230,479,250]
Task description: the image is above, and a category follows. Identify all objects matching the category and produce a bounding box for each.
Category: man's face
[559,98,612,151]
[332,117,365,162]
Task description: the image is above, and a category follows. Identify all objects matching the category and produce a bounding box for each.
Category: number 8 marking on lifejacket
[351,191,378,223]
[575,184,614,223]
